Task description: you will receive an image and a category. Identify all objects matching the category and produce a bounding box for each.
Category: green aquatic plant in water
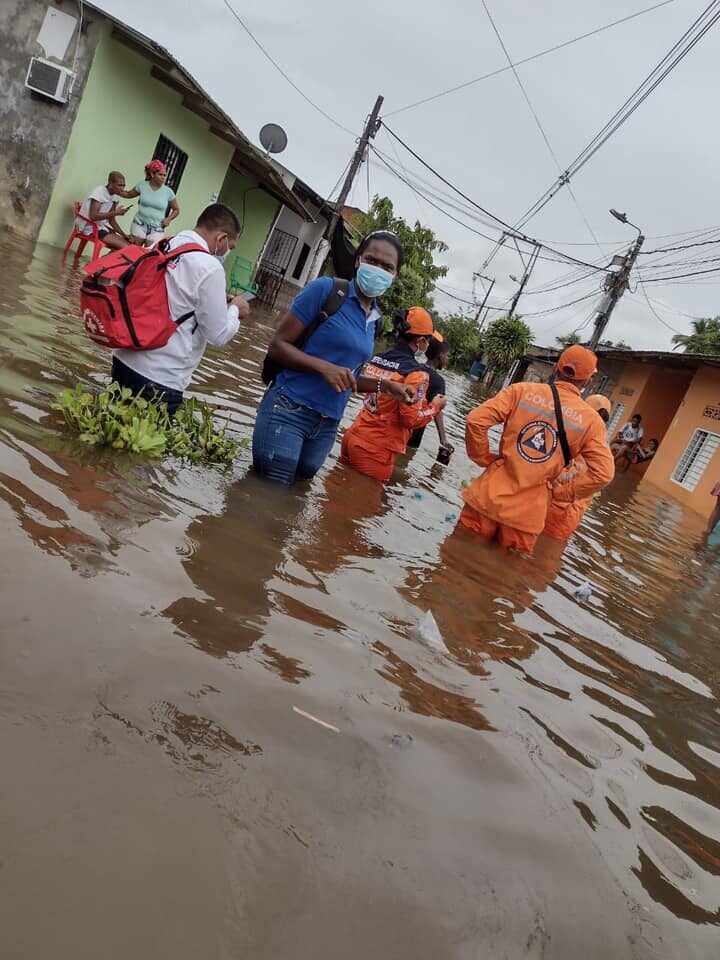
[52,382,243,464]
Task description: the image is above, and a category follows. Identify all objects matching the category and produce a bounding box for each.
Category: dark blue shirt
[277,277,381,420]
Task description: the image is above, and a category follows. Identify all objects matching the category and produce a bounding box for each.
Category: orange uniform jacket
[344,344,439,457]
[464,381,615,535]
[543,456,597,541]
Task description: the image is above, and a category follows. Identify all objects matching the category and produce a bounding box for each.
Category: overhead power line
[535,223,720,247]
[479,0,605,255]
[641,263,720,282]
[222,0,357,138]
[519,292,599,318]
[370,150,614,276]
[434,285,506,309]
[634,272,685,334]
[377,128,611,272]
[515,1,720,230]
[641,236,720,255]
[479,1,720,273]
[385,0,678,117]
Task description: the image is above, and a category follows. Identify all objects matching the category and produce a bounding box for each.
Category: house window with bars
[672,429,720,491]
[152,134,188,193]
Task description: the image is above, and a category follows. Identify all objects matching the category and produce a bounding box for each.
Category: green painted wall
[38,24,233,250]
[217,167,279,282]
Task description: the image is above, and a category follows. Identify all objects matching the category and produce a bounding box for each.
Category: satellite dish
[259,123,288,155]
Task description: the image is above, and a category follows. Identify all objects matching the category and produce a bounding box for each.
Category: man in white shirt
[610,413,644,461]
[111,203,250,413]
[77,171,132,250]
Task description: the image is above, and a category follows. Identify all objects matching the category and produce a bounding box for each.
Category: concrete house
[1,0,330,305]
[510,346,720,520]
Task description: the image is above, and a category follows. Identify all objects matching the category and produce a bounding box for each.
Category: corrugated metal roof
[525,345,720,370]
[596,348,720,368]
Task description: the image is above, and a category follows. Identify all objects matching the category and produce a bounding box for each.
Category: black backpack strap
[297,278,350,349]
[550,382,572,467]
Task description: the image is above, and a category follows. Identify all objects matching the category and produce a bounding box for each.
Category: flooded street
[1,239,719,959]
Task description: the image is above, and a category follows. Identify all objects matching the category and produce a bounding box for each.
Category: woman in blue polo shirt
[253,231,410,485]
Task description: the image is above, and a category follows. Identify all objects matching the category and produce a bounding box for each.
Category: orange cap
[586,393,611,416]
[557,344,597,381]
[405,306,434,337]
[431,330,445,342]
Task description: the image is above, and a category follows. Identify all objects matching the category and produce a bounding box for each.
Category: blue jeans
[252,384,340,485]
[111,357,183,415]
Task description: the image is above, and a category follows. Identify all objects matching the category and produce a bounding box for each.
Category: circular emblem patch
[517,419,558,464]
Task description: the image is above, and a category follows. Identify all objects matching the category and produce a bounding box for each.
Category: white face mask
[214,235,230,263]
[414,338,429,364]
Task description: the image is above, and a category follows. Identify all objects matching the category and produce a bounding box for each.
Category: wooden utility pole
[474,277,495,328]
[507,244,540,317]
[324,95,384,243]
[588,232,645,350]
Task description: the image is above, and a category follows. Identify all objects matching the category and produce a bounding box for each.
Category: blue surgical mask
[356,262,394,298]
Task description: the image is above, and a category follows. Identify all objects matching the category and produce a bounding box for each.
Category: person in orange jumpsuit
[341,306,446,482]
[543,394,613,542]
[461,345,615,553]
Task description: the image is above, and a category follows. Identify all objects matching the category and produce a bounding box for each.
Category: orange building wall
[643,365,720,517]
[607,364,652,426]
[633,368,693,444]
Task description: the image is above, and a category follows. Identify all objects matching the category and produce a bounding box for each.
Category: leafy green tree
[671,317,720,355]
[353,195,448,320]
[484,316,532,372]
[435,313,485,371]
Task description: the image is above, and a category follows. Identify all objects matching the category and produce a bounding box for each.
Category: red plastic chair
[63,202,107,260]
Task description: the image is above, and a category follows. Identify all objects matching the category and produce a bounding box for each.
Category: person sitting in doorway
[615,437,659,473]
[76,171,132,250]
[610,413,644,463]
[111,203,250,414]
[119,160,180,246]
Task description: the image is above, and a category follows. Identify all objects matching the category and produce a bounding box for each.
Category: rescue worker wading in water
[543,393,613,543]
[461,345,615,553]
[341,307,446,483]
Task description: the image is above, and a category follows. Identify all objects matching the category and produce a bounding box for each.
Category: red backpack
[80,240,209,350]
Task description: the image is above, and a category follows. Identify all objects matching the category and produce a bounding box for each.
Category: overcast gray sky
[98,0,720,350]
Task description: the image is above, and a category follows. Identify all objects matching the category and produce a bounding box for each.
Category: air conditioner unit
[25,57,75,104]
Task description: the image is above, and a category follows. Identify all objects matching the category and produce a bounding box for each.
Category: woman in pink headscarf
[120,159,180,246]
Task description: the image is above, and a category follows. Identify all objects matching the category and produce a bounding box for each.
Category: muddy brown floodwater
[1,239,719,959]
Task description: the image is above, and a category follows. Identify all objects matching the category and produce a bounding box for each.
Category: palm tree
[485,316,533,371]
[672,317,720,355]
